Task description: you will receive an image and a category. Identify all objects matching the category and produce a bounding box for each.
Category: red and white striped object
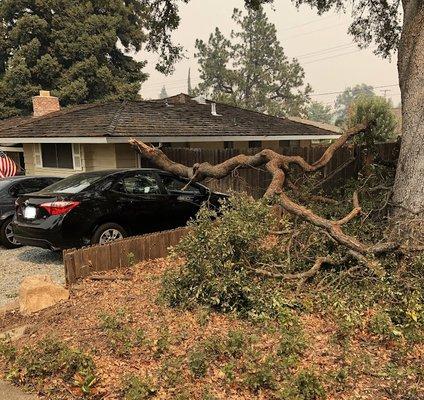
[0,153,17,178]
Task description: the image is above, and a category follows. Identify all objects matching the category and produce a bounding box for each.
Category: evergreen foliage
[0,0,188,118]
[194,7,311,117]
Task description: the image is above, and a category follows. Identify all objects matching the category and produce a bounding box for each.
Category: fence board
[64,227,190,284]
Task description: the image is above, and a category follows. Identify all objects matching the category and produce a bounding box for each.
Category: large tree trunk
[392,0,424,216]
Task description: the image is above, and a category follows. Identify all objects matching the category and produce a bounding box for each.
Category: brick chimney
[32,90,60,117]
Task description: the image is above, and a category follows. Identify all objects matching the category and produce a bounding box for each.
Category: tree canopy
[306,101,333,124]
[334,84,376,126]
[0,0,188,118]
[347,96,397,147]
[194,7,311,117]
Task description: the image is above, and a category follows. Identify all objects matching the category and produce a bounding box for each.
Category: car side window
[118,173,160,195]
[160,175,201,194]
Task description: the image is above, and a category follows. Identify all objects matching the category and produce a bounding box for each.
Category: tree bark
[393,0,424,216]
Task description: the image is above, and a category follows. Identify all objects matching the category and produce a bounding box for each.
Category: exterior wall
[115,144,138,168]
[84,144,117,172]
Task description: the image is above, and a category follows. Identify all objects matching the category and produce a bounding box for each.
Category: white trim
[0,137,109,144]
[106,135,341,143]
[34,144,42,167]
[0,146,23,153]
[0,134,341,144]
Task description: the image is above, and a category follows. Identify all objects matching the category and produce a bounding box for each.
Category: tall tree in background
[194,7,311,117]
[334,84,375,126]
[306,101,333,124]
[159,86,169,99]
[0,0,187,118]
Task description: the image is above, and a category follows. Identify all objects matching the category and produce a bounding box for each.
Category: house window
[248,140,261,149]
[224,141,234,149]
[40,144,74,169]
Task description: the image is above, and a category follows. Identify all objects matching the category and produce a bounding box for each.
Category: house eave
[0,134,341,144]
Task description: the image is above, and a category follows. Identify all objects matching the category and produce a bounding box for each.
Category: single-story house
[0,91,341,177]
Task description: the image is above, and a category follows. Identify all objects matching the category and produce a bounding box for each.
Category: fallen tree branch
[250,256,335,281]
[130,123,398,260]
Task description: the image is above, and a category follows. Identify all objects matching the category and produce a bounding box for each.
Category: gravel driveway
[0,246,65,307]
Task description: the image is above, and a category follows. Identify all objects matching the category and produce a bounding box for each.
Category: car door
[109,171,171,234]
[158,173,207,226]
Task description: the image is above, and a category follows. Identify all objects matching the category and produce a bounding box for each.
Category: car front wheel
[91,223,127,245]
[0,217,22,249]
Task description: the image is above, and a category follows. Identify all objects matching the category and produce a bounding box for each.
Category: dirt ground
[0,259,422,400]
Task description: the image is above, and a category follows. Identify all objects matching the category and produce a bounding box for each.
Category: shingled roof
[0,95,340,142]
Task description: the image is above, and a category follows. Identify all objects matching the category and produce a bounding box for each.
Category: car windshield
[38,172,107,194]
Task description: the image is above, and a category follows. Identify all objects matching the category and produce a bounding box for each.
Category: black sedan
[0,176,61,248]
[12,169,226,250]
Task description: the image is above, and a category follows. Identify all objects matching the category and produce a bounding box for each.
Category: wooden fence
[63,227,189,284]
[139,142,399,198]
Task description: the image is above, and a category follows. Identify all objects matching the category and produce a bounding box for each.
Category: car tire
[91,223,127,245]
[0,217,22,249]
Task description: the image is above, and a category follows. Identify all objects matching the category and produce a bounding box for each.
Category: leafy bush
[121,374,157,399]
[295,371,326,400]
[188,348,209,378]
[99,310,145,356]
[3,337,97,396]
[244,357,277,392]
[161,194,289,316]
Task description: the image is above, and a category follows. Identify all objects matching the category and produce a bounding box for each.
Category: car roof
[0,175,60,183]
[69,168,176,177]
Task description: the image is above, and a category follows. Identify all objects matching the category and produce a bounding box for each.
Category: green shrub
[225,330,246,357]
[0,337,16,362]
[295,371,326,400]
[244,357,277,392]
[3,337,97,396]
[99,310,144,356]
[158,357,184,387]
[121,374,157,400]
[161,194,289,316]
[188,348,209,378]
[368,310,394,337]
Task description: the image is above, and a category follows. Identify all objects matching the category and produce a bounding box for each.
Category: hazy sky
[136,0,400,107]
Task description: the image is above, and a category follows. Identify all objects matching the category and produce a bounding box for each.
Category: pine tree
[194,7,311,117]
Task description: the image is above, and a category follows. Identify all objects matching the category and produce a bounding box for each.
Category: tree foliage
[306,101,333,124]
[335,84,376,126]
[194,7,311,117]
[0,0,188,118]
[347,96,398,146]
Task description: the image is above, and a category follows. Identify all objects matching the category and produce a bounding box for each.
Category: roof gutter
[0,134,341,144]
